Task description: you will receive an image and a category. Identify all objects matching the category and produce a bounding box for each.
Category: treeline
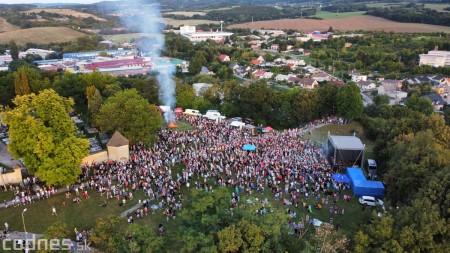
[164,6,316,23]
[321,3,368,12]
[366,6,450,26]
[353,98,450,252]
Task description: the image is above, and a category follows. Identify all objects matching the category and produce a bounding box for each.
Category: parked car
[359,196,384,207]
[231,117,242,122]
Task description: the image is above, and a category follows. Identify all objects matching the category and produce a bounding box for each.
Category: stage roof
[328,135,364,150]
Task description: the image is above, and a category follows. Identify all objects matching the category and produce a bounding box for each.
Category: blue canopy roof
[346,167,385,197]
[242,144,256,151]
[333,174,350,183]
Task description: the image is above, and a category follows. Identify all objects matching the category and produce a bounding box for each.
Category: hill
[22,8,107,21]
[0,27,87,45]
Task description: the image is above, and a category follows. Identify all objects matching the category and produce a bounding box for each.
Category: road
[361,92,374,106]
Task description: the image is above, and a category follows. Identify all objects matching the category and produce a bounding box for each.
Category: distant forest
[367,5,450,26]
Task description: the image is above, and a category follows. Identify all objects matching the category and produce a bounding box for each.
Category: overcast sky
[0,0,116,4]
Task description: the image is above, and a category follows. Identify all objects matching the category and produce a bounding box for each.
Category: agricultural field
[364,2,406,8]
[424,4,450,12]
[21,8,107,21]
[0,27,87,45]
[313,11,366,19]
[0,18,20,33]
[164,11,206,17]
[229,15,450,33]
[164,18,219,27]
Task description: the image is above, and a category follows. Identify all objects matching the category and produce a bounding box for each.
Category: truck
[183,109,202,117]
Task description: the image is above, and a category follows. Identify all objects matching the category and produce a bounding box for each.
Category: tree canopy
[96,89,163,144]
[1,89,89,186]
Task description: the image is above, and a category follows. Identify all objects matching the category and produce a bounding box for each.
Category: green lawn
[170,120,194,131]
[313,11,366,20]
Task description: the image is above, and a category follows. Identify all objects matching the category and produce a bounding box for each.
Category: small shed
[107,131,130,162]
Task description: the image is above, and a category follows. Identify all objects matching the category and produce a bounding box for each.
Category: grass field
[203,6,239,12]
[164,18,219,27]
[0,27,87,45]
[365,2,406,8]
[0,18,20,33]
[313,11,366,19]
[104,33,151,43]
[229,15,450,33]
[164,11,206,17]
[424,3,450,12]
[22,8,107,21]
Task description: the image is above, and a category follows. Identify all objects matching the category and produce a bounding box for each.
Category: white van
[184,109,202,116]
[203,111,226,120]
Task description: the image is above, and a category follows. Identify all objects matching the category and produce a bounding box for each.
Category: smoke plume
[118,0,176,122]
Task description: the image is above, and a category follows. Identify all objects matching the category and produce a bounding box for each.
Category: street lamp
[21,208,27,239]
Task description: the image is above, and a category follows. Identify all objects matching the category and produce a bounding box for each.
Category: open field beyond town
[164,11,206,17]
[229,15,450,33]
[0,18,20,33]
[104,33,151,43]
[0,27,87,45]
[21,8,107,21]
[164,18,219,27]
[313,11,366,19]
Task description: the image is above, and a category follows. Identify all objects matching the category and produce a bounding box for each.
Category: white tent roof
[328,135,364,150]
[230,121,246,127]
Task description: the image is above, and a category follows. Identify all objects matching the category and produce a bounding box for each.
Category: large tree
[1,89,89,186]
[14,67,31,96]
[96,89,162,144]
[9,40,19,60]
[336,82,363,121]
[86,86,103,126]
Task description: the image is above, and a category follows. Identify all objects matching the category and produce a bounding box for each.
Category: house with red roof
[218,54,230,62]
[298,78,319,89]
[252,69,266,80]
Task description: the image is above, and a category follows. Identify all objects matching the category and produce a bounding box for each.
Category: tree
[124,223,164,253]
[189,51,206,74]
[1,89,89,186]
[9,40,19,60]
[14,67,31,96]
[86,86,103,126]
[90,216,127,252]
[39,222,69,253]
[373,94,390,106]
[318,83,338,116]
[313,223,348,253]
[218,224,243,253]
[336,82,363,120]
[176,83,196,109]
[405,94,434,116]
[96,89,162,144]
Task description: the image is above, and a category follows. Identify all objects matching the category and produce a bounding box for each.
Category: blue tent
[346,168,385,198]
[332,174,350,184]
[242,144,256,151]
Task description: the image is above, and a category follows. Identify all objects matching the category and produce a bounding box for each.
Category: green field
[104,33,151,44]
[424,3,450,12]
[313,11,366,19]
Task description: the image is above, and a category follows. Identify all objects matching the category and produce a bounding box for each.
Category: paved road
[361,92,374,106]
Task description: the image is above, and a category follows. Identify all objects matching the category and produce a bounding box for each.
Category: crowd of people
[2,115,350,236]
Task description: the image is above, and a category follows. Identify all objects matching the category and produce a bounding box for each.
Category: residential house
[298,78,319,89]
[275,74,289,82]
[218,54,230,62]
[311,72,331,82]
[357,80,376,91]
[250,59,261,66]
[229,62,239,72]
[330,80,345,87]
[270,44,279,51]
[421,94,446,111]
[257,55,265,62]
[407,76,433,85]
[433,85,450,94]
[351,73,368,82]
[252,69,266,80]
[378,79,403,94]
[286,45,294,51]
[200,66,214,75]
[263,72,274,79]
[386,91,408,105]
[287,76,303,84]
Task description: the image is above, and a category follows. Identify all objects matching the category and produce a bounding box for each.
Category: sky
[0,0,116,4]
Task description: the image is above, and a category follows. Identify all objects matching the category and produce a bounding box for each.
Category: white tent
[230,121,246,128]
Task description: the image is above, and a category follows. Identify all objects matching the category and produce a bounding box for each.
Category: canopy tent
[230,121,246,128]
[328,134,365,168]
[242,144,256,151]
[346,167,385,198]
[264,126,274,131]
[245,124,255,129]
[332,174,350,184]
[174,107,183,114]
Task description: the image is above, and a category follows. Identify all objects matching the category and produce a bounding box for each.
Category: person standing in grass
[52,207,57,216]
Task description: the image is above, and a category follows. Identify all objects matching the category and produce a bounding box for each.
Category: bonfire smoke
[118,0,176,122]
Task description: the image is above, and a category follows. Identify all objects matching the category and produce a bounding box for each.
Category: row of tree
[353,98,450,252]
